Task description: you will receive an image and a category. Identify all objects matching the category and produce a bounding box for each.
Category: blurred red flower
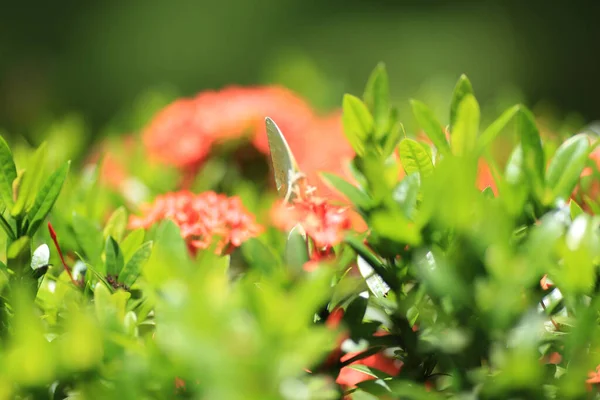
[336,350,403,388]
[143,86,314,169]
[573,145,600,210]
[129,191,262,254]
[86,135,137,191]
[587,365,600,391]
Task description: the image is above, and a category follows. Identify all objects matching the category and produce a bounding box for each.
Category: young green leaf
[320,172,372,208]
[476,105,520,153]
[120,228,146,263]
[449,74,474,129]
[11,142,48,217]
[26,161,70,236]
[343,94,374,156]
[103,206,128,242]
[546,133,590,201]
[105,236,124,277]
[517,107,545,195]
[451,94,480,156]
[410,100,450,155]
[118,241,153,287]
[393,173,420,219]
[570,200,584,220]
[398,138,434,178]
[0,136,18,208]
[363,63,389,137]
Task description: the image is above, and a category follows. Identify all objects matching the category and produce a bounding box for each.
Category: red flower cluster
[129,191,262,254]
[142,85,354,197]
[272,194,352,249]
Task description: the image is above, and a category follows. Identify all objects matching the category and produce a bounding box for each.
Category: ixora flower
[142,86,314,169]
[143,85,355,198]
[128,191,262,254]
[272,192,353,249]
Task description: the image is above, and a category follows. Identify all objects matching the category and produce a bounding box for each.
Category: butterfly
[265,117,306,203]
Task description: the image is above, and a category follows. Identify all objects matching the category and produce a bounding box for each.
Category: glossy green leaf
[285,225,309,273]
[72,213,104,269]
[357,256,390,298]
[546,133,590,201]
[0,136,17,208]
[26,161,70,236]
[118,241,152,287]
[449,74,474,129]
[12,142,48,217]
[398,138,434,178]
[105,236,124,277]
[410,100,450,155]
[363,63,389,137]
[451,94,480,156]
[320,172,371,208]
[343,94,374,156]
[103,206,128,243]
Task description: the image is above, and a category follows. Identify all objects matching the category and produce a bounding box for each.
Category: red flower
[572,145,600,211]
[129,191,262,254]
[587,365,600,391]
[540,274,553,291]
[336,350,403,388]
[143,86,314,169]
[272,195,352,249]
[86,135,139,191]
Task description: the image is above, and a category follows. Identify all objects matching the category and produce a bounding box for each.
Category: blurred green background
[0,0,598,140]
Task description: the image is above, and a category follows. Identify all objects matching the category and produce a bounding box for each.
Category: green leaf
[357,256,390,298]
[0,136,17,208]
[344,296,368,326]
[393,173,420,219]
[26,161,70,236]
[343,94,374,156]
[450,74,474,129]
[476,105,520,153]
[12,142,48,217]
[570,200,584,220]
[285,225,309,273]
[241,237,281,275]
[398,139,434,178]
[320,172,372,208]
[72,213,104,269]
[105,236,124,277]
[120,228,145,263]
[103,206,128,242]
[451,94,480,156]
[382,117,404,158]
[546,133,590,201]
[410,100,450,155]
[363,63,389,137]
[517,107,545,195]
[118,241,152,287]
